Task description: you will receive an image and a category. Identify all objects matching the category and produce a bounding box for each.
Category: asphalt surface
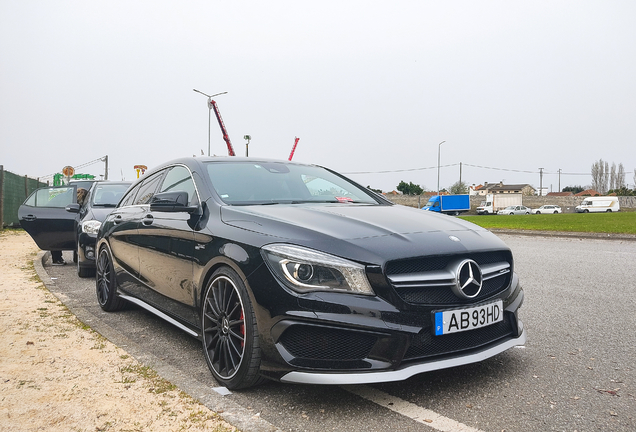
[36,232,636,432]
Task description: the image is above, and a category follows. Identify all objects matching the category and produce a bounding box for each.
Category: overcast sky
[2,1,635,192]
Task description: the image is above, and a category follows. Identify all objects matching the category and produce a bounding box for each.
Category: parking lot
[39,234,636,432]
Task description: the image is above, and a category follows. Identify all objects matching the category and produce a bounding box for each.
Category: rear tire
[95,246,126,311]
[201,267,264,389]
[606,209,612,212]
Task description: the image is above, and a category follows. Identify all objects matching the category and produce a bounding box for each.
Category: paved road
[39,235,636,432]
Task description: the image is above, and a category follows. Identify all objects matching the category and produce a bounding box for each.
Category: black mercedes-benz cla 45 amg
[95,157,525,389]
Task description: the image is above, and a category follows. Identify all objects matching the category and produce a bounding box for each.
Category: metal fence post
[0,165,4,229]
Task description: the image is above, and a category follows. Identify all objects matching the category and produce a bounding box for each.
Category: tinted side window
[119,186,138,207]
[134,172,165,205]
[159,165,199,206]
[25,187,75,208]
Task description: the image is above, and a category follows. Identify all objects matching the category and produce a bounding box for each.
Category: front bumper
[77,232,98,268]
[255,269,525,384]
[280,326,526,384]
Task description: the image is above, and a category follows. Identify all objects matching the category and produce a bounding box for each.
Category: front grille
[279,325,377,361]
[386,251,512,305]
[403,313,514,361]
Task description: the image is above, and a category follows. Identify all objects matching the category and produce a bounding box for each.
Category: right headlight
[261,244,374,295]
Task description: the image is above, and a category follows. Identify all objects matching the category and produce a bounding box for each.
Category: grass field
[461,211,636,234]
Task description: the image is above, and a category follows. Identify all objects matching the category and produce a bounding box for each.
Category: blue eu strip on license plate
[434,300,503,336]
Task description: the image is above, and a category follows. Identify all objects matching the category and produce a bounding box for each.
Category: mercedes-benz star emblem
[451,259,483,299]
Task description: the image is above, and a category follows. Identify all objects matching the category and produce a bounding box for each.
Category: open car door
[18,185,79,251]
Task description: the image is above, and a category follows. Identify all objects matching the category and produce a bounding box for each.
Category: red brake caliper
[240,311,245,348]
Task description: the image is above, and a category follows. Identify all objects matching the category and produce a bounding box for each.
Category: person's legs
[51,250,65,265]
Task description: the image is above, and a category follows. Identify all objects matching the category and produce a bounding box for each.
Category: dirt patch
[0,230,237,432]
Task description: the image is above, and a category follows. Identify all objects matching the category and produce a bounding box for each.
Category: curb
[488,229,636,242]
[34,251,282,432]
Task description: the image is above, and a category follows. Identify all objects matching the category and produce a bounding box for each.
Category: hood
[221,204,507,265]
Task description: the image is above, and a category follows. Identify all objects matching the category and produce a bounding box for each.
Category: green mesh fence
[0,166,47,228]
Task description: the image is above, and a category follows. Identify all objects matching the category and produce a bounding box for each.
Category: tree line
[590,159,636,196]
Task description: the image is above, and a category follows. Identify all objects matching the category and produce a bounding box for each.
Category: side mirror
[150,191,198,213]
[65,203,80,213]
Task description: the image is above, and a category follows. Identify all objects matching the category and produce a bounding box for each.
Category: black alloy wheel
[201,267,263,389]
[95,247,125,311]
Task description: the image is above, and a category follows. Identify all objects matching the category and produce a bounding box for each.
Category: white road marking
[212,386,232,396]
[342,385,483,432]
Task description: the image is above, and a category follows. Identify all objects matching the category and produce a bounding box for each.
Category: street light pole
[244,135,251,157]
[193,89,228,156]
[437,141,446,195]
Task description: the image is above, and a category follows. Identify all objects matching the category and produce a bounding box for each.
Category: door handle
[142,214,154,226]
[113,215,123,224]
[23,215,37,222]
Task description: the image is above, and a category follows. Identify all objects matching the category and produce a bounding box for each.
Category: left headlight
[81,220,102,235]
[261,244,374,295]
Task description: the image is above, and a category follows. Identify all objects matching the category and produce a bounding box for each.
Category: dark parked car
[19,181,130,276]
[96,157,526,389]
[66,181,131,277]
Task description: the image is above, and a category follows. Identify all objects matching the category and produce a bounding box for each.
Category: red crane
[288,137,300,161]
[208,99,236,156]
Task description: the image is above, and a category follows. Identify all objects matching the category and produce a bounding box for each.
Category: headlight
[81,220,102,235]
[261,244,374,295]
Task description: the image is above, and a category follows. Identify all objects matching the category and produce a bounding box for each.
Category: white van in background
[575,196,620,213]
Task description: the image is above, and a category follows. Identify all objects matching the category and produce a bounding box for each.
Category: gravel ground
[0,230,238,432]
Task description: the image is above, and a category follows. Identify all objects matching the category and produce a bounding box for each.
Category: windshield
[91,184,131,207]
[207,161,380,205]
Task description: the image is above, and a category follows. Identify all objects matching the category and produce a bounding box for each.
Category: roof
[575,189,600,196]
[487,183,535,192]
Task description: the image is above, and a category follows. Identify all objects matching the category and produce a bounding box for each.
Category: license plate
[434,300,503,336]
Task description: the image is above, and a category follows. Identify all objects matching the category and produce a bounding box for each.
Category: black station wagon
[95,157,526,389]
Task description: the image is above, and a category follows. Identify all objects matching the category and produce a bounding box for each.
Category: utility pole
[102,155,109,180]
[558,168,562,192]
[459,162,462,187]
[437,141,446,195]
[539,168,544,196]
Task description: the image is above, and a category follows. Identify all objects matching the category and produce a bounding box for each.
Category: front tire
[95,246,125,311]
[201,267,263,389]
